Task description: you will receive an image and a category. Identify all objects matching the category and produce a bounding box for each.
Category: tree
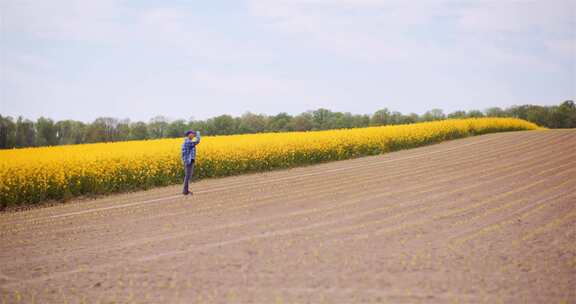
[4,100,576,149]
[508,105,529,119]
[167,119,188,138]
[466,110,484,118]
[448,111,466,119]
[268,113,293,132]
[55,120,86,145]
[351,114,370,128]
[289,113,313,131]
[389,111,405,125]
[485,107,506,117]
[71,121,87,144]
[86,117,120,143]
[207,115,236,135]
[421,109,445,121]
[329,112,354,129]
[188,120,209,135]
[398,114,417,124]
[311,108,333,130]
[525,106,551,127]
[55,120,74,145]
[85,119,105,143]
[407,113,420,123]
[370,108,391,126]
[130,122,149,140]
[15,116,35,147]
[238,112,268,133]
[148,116,169,139]
[553,100,576,128]
[116,119,131,141]
[0,115,15,148]
[36,117,58,146]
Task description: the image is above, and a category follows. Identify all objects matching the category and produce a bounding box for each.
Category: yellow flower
[0,118,540,207]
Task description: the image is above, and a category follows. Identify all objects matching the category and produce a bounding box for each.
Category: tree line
[1,100,574,149]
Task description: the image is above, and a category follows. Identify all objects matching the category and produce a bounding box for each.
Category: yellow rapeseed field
[0,118,540,208]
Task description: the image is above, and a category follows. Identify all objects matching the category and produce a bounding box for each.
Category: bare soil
[1,130,575,304]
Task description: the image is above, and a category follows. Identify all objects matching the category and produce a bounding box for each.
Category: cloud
[191,71,301,94]
[1,0,195,44]
[248,0,573,68]
[6,0,570,66]
[2,0,572,121]
[458,0,574,34]
[248,0,433,62]
[139,7,189,32]
[545,39,576,57]
[1,0,126,42]
[2,0,276,66]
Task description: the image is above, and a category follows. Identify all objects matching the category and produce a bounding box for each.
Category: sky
[0,0,574,122]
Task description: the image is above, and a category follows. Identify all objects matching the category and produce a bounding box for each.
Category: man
[181,130,201,195]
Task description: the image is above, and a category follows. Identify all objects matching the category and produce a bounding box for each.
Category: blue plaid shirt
[181,132,201,165]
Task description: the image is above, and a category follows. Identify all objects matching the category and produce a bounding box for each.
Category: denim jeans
[183,160,195,194]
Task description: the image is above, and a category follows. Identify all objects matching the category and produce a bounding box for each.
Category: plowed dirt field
[1,130,575,303]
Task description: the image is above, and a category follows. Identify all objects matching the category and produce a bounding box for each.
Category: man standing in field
[182,130,201,195]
